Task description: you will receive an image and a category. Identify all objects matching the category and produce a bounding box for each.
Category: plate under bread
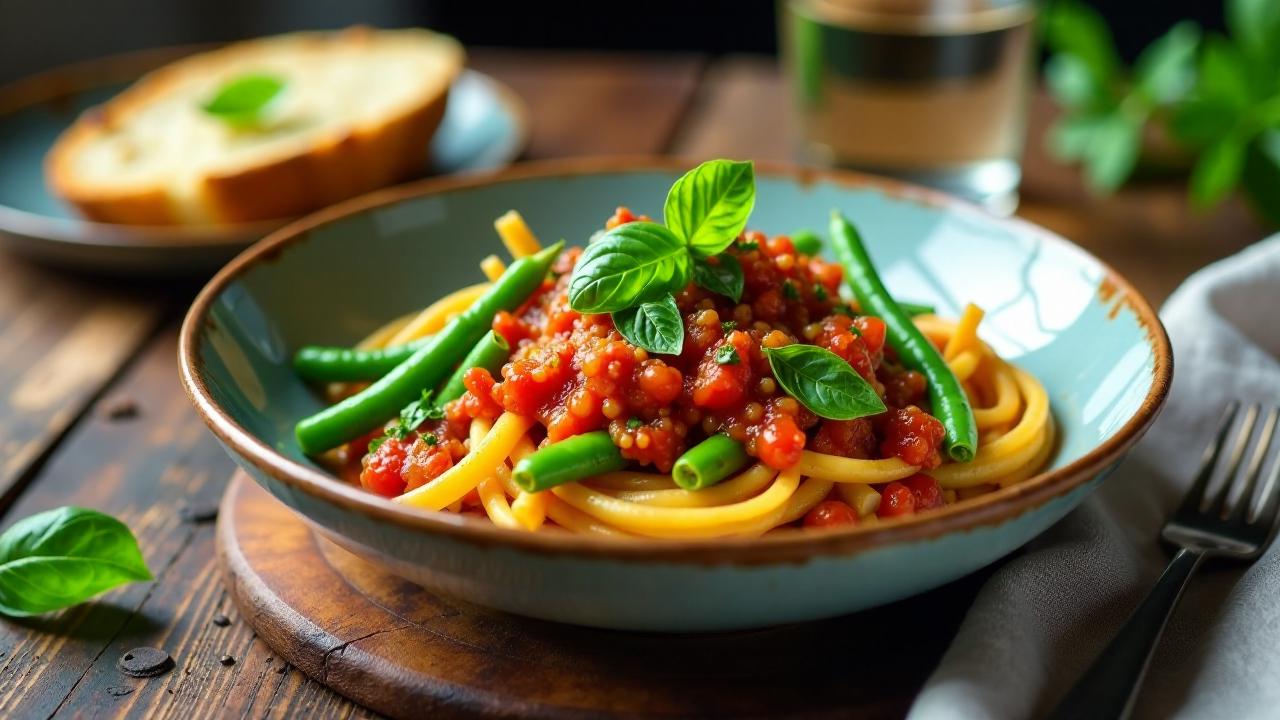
[0,45,528,276]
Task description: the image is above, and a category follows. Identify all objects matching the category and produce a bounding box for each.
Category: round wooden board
[217,472,979,719]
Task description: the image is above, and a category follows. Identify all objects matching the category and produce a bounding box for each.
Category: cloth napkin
[909,235,1280,720]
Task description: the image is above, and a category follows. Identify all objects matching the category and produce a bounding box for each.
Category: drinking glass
[779,0,1037,214]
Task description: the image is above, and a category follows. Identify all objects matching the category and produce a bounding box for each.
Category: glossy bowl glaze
[180,158,1171,632]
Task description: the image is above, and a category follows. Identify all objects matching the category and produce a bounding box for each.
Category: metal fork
[1050,402,1280,720]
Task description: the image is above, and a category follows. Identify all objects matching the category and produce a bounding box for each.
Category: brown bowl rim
[178,156,1173,565]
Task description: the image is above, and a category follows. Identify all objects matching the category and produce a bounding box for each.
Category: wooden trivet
[217,472,975,719]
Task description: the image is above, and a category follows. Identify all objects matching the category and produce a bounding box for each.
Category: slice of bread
[47,27,464,225]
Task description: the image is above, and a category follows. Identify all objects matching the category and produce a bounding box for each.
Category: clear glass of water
[779,0,1037,214]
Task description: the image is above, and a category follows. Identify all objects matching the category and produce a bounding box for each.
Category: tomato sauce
[356,207,949,519]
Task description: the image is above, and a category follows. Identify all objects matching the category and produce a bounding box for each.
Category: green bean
[435,331,510,405]
[512,431,627,493]
[293,336,432,383]
[295,241,563,455]
[790,228,823,256]
[897,301,936,317]
[829,211,977,462]
[671,435,750,490]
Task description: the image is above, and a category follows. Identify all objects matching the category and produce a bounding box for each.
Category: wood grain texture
[220,474,986,720]
[0,328,379,719]
[0,255,164,510]
[468,49,705,160]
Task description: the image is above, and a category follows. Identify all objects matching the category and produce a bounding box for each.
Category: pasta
[294,160,1054,539]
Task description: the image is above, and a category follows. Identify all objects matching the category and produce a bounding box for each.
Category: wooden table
[0,50,1267,719]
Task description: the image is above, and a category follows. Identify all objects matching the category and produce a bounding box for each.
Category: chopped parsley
[832,305,855,318]
[367,390,444,452]
[715,343,741,365]
[814,284,828,301]
[423,433,439,446]
[627,417,643,430]
[782,281,801,301]
[737,240,760,251]
[721,320,738,333]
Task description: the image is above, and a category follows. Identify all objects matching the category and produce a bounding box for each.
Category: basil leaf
[1048,115,1105,162]
[664,159,756,257]
[692,253,744,303]
[1191,132,1248,208]
[1045,53,1106,111]
[612,295,684,355]
[1042,0,1122,90]
[1198,36,1253,112]
[1134,21,1200,105]
[0,507,151,617]
[568,222,690,313]
[1228,0,1280,71]
[201,73,286,127]
[1170,98,1238,147]
[764,345,886,421]
[1083,111,1142,192]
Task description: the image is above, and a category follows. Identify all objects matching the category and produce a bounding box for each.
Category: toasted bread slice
[47,28,464,225]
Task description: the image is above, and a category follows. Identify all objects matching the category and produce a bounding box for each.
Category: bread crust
[46,28,463,226]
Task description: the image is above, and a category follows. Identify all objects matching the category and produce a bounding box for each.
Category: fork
[1050,401,1280,720]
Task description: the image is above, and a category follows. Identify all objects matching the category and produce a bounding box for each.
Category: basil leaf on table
[1242,131,1280,226]
[764,345,886,421]
[1042,0,1122,91]
[664,159,755,257]
[612,295,684,355]
[568,222,690,314]
[0,506,152,617]
[1191,132,1249,208]
[201,73,286,127]
[692,253,744,303]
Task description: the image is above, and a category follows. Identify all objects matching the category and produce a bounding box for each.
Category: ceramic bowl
[179,158,1172,632]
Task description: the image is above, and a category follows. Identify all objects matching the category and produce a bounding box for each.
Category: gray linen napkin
[909,235,1280,720]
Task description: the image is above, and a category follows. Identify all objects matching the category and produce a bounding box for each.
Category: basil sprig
[567,160,755,354]
[613,294,684,355]
[201,73,287,128]
[764,345,886,421]
[0,506,152,617]
[369,389,444,452]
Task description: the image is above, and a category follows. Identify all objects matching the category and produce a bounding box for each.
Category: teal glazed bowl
[179,158,1172,632]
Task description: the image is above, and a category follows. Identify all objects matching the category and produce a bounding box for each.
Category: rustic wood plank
[468,49,705,160]
[0,328,380,719]
[673,55,1270,305]
[0,255,166,510]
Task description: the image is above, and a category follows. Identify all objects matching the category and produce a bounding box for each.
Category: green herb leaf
[1083,110,1143,192]
[1228,0,1280,72]
[720,320,737,333]
[782,280,801,301]
[813,285,828,302]
[1191,132,1248,208]
[1048,115,1105,162]
[790,229,823,255]
[1170,97,1240,147]
[664,159,756,257]
[1042,0,1122,91]
[1198,36,1254,112]
[764,345,886,421]
[1134,21,1201,105]
[568,222,690,313]
[714,343,740,365]
[612,294,685,355]
[0,507,151,616]
[737,239,760,251]
[626,417,643,430]
[692,253,744,302]
[201,73,286,127]
[1045,53,1106,111]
